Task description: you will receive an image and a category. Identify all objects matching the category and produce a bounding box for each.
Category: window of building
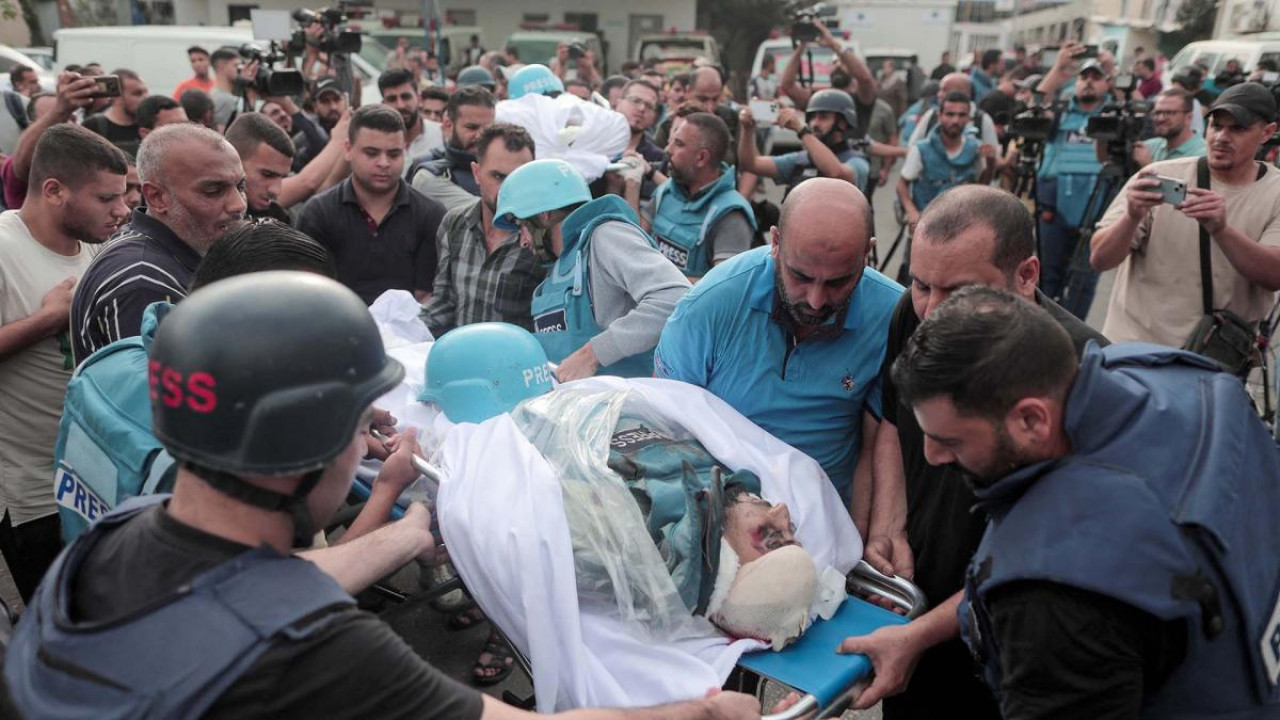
[447,9,477,25]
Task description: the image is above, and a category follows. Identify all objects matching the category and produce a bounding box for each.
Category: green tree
[1162,0,1218,55]
[701,0,804,98]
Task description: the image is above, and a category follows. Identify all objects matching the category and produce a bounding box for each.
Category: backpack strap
[1197,156,1213,315]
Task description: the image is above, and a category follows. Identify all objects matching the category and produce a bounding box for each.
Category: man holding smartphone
[1090,82,1280,347]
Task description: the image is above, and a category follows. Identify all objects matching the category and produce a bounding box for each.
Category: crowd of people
[0,24,1278,720]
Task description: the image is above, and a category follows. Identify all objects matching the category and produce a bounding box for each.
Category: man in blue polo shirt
[654,178,900,527]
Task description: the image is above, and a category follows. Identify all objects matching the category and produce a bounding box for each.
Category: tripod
[1057,154,1131,319]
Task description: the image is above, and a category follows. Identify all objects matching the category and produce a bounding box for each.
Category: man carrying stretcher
[5,272,780,720]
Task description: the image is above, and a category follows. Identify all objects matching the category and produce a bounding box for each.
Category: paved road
[0,170,1117,719]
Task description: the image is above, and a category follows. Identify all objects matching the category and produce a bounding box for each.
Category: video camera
[1085,73,1150,167]
[1009,102,1054,144]
[791,4,834,44]
[238,43,304,96]
[288,5,362,55]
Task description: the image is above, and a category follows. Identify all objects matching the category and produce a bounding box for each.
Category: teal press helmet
[419,323,554,423]
[493,158,592,232]
[508,63,565,99]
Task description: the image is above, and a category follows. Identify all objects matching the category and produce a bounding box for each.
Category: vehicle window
[640,39,709,61]
[1167,46,1194,73]
[1193,52,1220,73]
[508,39,559,66]
[765,46,835,85]
[1260,52,1280,69]
[358,35,392,70]
[0,56,15,73]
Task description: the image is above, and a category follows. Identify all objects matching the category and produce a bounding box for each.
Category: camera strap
[1197,156,1213,316]
[1197,157,1268,314]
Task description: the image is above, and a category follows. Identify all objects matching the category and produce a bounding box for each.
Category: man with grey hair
[71,123,246,364]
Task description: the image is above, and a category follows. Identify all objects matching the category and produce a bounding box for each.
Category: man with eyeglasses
[1129,88,1206,168]
[598,80,668,205]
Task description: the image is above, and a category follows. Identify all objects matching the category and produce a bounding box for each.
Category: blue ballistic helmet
[419,323,554,423]
[493,158,592,232]
[508,63,565,99]
[456,65,496,88]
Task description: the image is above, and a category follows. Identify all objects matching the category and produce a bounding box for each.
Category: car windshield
[359,36,393,70]
[867,55,912,72]
[640,39,708,61]
[509,38,568,66]
[766,45,836,85]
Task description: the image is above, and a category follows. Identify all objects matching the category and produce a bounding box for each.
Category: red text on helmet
[149,360,218,413]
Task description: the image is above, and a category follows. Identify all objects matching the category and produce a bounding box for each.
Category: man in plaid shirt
[420,124,543,336]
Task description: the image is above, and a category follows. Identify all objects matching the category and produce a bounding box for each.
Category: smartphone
[1153,175,1186,205]
[90,74,121,99]
[749,99,780,125]
[1078,44,1099,60]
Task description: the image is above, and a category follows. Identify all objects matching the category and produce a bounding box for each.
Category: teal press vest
[1037,100,1103,227]
[650,166,756,278]
[530,195,657,377]
[910,130,981,210]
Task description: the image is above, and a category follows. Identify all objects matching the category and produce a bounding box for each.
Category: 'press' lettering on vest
[534,309,568,334]
[656,236,690,269]
[54,465,108,525]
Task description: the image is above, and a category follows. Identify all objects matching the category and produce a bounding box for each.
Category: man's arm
[779,44,815,109]
[706,209,755,273]
[775,107,858,184]
[1036,41,1083,100]
[559,225,690,380]
[865,420,912,579]
[279,107,351,208]
[819,25,877,106]
[1181,187,1280,291]
[0,277,74,362]
[850,411,879,538]
[300,501,436,594]
[419,212,459,336]
[736,109,780,179]
[9,73,97,190]
[1089,172,1161,272]
[896,176,920,235]
[838,591,964,709]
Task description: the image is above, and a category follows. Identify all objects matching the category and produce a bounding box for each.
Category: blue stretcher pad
[737,596,909,707]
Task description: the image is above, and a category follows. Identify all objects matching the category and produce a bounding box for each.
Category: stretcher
[358,299,928,714]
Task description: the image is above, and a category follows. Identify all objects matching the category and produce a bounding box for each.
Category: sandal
[472,631,515,686]
[448,603,487,631]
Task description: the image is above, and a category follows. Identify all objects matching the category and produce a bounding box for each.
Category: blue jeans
[1038,211,1099,321]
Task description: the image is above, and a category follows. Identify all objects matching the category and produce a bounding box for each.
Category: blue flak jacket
[961,343,1280,718]
[530,195,657,378]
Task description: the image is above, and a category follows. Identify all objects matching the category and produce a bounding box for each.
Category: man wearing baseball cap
[1091,82,1280,355]
[311,77,349,135]
[1029,53,1111,320]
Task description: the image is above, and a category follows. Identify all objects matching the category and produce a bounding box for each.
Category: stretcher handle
[761,692,820,720]
[847,560,929,619]
[370,429,443,495]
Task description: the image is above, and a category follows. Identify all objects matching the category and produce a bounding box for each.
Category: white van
[54,25,383,105]
[1167,39,1280,80]
[363,26,484,75]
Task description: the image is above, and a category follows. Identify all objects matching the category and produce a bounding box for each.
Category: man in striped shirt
[420,123,544,336]
[70,123,246,365]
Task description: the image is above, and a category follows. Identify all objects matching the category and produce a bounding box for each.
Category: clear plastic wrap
[509,387,698,639]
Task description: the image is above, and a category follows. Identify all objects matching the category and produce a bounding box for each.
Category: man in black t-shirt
[839,186,1107,718]
[81,69,148,155]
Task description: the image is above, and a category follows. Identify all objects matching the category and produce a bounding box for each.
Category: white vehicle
[15,47,54,71]
[504,29,606,75]
[0,45,55,92]
[750,36,861,153]
[363,26,484,75]
[634,32,721,77]
[53,25,383,106]
[1167,39,1280,80]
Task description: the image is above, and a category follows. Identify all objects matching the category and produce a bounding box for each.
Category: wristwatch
[797,125,813,139]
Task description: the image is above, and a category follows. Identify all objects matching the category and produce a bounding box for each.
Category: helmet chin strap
[189,463,327,549]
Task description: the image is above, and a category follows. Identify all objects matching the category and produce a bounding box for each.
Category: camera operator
[553,42,601,90]
[1121,88,1206,168]
[738,91,869,193]
[1029,58,1110,320]
[209,47,247,131]
[778,23,905,186]
[1090,83,1280,349]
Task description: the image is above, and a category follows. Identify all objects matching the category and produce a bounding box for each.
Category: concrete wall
[180,0,696,73]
